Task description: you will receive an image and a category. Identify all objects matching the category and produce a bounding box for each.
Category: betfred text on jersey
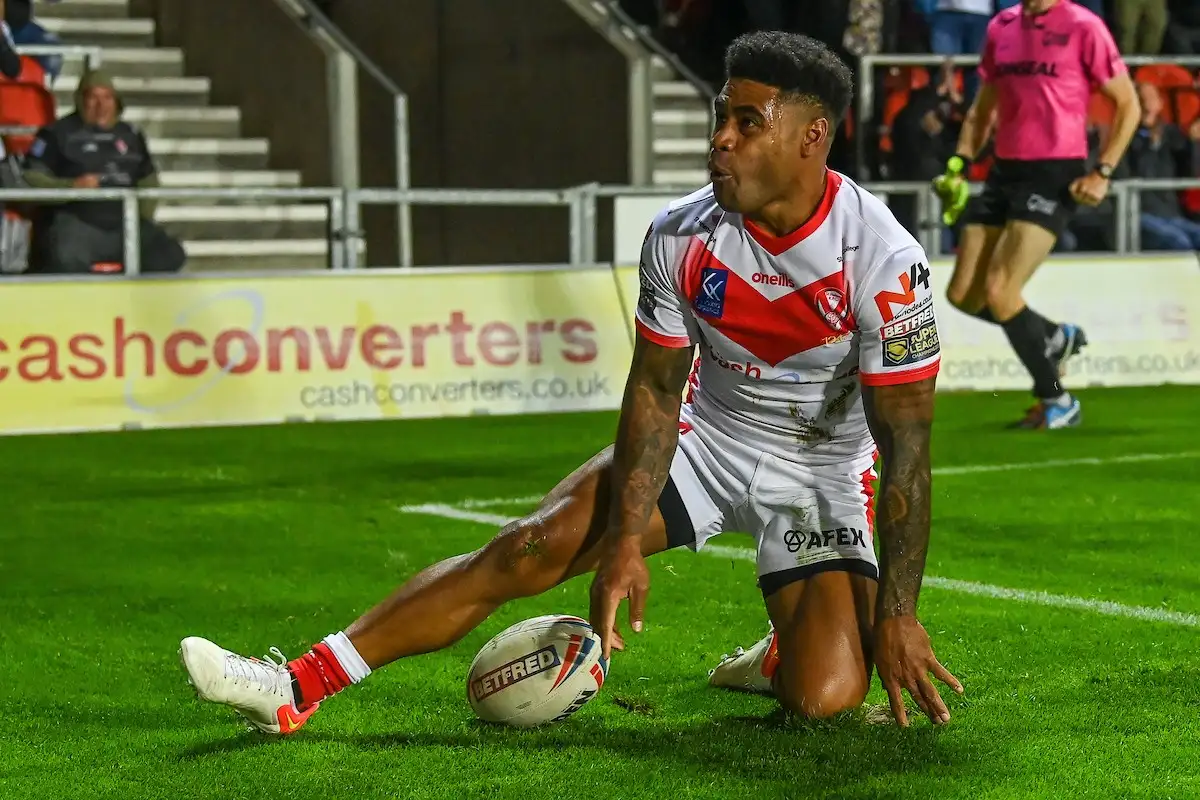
[880,296,935,339]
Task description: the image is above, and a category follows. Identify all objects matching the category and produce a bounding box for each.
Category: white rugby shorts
[658,411,879,596]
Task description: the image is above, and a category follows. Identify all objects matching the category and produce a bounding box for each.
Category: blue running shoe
[1048,323,1088,377]
[1009,396,1082,430]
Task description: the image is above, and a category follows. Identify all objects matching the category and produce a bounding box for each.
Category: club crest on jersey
[814,288,849,331]
[694,267,728,318]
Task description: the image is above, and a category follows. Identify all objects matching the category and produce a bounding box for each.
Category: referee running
[934,0,1139,429]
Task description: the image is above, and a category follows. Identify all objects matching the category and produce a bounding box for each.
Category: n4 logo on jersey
[874,262,931,323]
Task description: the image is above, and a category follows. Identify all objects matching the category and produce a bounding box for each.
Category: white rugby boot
[180,636,319,735]
[708,626,779,695]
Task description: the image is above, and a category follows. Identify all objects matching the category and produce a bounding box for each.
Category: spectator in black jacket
[23,69,186,273]
[1120,82,1200,250]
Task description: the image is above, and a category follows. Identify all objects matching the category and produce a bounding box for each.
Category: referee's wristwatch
[1094,163,1114,180]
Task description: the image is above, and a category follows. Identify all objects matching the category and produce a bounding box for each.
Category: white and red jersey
[635,171,941,466]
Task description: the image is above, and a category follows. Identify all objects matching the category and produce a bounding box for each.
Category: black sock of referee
[971,308,997,324]
[975,306,1058,338]
[1000,307,1065,400]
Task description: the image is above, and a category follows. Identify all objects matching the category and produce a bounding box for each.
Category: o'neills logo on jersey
[814,288,850,331]
[752,273,795,288]
[995,61,1059,78]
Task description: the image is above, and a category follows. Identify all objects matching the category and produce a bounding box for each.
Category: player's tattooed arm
[863,377,935,618]
[608,334,693,539]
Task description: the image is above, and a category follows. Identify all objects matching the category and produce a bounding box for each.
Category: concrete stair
[32,0,337,272]
[650,64,710,188]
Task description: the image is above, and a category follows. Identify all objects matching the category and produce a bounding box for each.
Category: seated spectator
[1063,126,1120,252]
[890,59,963,244]
[1164,0,1200,54]
[1118,82,1200,251]
[23,69,185,274]
[6,0,62,82]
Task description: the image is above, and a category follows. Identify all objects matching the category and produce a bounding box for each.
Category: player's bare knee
[945,282,972,311]
[480,517,565,599]
[984,274,1021,318]
[775,670,868,719]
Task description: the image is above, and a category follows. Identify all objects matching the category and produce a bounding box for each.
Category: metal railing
[857,54,1200,180]
[344,187,591,270]
[1,180,1194,278]
[572,178,1200,259]
[559,0,714,187]
[269,0,413,268]
[0,187,344,275]
[0,186,589,275]
[16,43,104,71]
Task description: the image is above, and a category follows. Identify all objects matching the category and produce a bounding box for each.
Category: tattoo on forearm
[609,337,693,536]
[865,380,935,619]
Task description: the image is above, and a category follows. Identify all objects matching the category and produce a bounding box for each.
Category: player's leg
[709,455,879,718]
[766,572,875,718]
[180,445,675,734]
[946,166,1063,345]
[985,220,1082,429]
[945,223,1002,321]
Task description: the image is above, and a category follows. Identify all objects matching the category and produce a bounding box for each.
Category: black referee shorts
[961,158,1089,238]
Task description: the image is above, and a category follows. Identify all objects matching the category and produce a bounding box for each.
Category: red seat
[0,82,55,155]
[1134,64,1196,91]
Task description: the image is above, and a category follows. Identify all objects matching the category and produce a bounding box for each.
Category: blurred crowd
[617,0,1200,251]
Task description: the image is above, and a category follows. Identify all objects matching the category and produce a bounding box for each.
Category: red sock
[287,642,352,710]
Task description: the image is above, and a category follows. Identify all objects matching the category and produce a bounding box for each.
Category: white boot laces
[222,646,290,697]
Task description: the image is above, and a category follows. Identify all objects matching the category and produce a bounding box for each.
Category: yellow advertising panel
[0,268,634,435]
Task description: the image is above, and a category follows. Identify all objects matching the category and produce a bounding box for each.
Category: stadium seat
[1134,63,1196,91]
[0,82,55,155]
[1088,91,1116,128]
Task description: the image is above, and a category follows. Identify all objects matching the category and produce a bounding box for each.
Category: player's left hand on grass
[874,615,963,727]
[588,533,650,660]
[1069,173,1110,207]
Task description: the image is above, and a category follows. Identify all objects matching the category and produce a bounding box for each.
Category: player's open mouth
[709,169,732,183]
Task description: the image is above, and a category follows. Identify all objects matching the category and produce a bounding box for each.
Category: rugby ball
[467,614,608,727]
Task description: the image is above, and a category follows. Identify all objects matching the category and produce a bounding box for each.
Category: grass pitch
[2,386,1198,799]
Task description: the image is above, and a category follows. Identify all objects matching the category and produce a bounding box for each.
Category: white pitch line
[701,545,1200,628]
[397,503,512,526]
[933,450,1200,476]
[397,504,1200,629]
[458,495,543,510]
[435,452,1199,512]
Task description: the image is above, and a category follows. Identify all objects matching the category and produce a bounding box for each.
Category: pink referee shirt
[978,0,1126,161]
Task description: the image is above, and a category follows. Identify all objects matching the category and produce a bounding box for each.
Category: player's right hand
[931,156,971,226]
[874,615,963,727]
[588,533,650,660]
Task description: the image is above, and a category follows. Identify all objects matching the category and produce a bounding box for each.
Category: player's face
[708,79,830,218]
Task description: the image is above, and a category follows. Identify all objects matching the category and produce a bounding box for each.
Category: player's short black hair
[724,32,854,124]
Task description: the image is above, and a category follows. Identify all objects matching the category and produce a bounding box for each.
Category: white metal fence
[1,178,1196,277]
